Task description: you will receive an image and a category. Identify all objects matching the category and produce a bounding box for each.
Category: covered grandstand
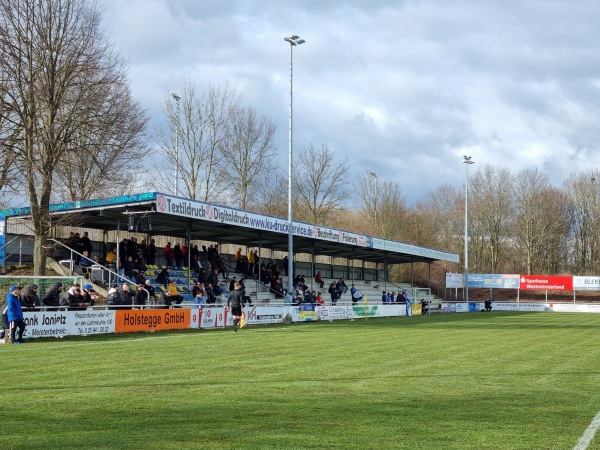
[0,192,459,298]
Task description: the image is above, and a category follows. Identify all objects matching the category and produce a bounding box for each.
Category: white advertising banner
[546,303,600,313]
[189,307,202,329]
[376,305,405,317]
[246,306,284,325]
[199,306,227,328]
[312,226,368,247]
[155,194,372,250]
[446,273,463,289]
[493,302,545,312]
[319,305,354,321]
[372,237,459,263]
[573,276,600,291]
[155,193,457,263]
[23,310,116,339]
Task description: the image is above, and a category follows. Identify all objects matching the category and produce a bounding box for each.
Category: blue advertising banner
[467,274,520,289]
[299,303,316,321]
[0,217,5,266]
[0,192,157,217]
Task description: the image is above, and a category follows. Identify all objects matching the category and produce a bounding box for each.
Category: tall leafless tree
[0,112,20,205]
[469,165,514,273]
[354,171,408,239]
[293,144,349,225]
[221,104,277,209]
[0,0,145,275]
[249,171,288,218]
[52,82,147,201]
[154,82,237,202]
[420,184,462,254]
[564,170,600,274]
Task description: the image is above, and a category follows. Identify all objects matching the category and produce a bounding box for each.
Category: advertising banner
[0,217,5,266]
[299,303,316,321]
[0,192,156,217]
[468,274,520,289]
[573,276,600,291]
[519,275,573,291]
[454,303,483,313]
[115,309,190,333]
[190,307,202,329]
[320,305,354,321]
[546,303,600,313]
[23,310,115,339]
[373,238,459,263]
[313,226,368,247]
[493,302,545,312]
[446,273,463,289]
[442,303,456,313]
[245,306,283,325]
[200,306,227,328]
[352,305,380,318]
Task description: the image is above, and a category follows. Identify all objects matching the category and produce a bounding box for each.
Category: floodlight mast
[283,34,305,295]
[170,92,181,196]
[463,155,475,303]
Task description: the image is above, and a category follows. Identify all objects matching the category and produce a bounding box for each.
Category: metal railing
[401,271,458,302]
[2,235,34,265]
[48,238,132,289]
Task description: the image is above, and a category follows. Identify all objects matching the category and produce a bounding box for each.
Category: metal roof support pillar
[311,247,315,291]
[186,228,191,281]
[256,236,261,295]
[113,219,121,287]
[346,256,350,280]
[330,255,333,280]
[428,262,432,289]
[384,254,388,293]
[351,249,355,285]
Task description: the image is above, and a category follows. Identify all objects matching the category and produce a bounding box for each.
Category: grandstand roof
[0,192,459,266]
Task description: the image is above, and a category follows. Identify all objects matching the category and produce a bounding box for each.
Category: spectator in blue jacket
[6,286,26,344]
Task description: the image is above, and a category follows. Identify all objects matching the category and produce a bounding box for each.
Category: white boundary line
[575,411,600,450]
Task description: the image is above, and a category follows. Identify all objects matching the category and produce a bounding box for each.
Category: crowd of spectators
[53,232,420,310]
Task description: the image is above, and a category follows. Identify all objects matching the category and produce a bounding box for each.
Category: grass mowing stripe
[2,312,600,449]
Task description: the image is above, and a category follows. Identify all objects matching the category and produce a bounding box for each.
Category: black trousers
[10,319,26,342]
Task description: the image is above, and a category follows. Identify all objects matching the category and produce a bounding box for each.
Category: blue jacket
[6,292,23,321]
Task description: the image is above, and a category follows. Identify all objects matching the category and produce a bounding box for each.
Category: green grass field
[2,312,600,449]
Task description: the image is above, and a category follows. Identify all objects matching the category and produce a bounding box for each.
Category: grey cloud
[101,0,600,205]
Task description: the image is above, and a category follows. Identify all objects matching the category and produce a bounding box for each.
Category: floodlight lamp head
[284,34,305,46]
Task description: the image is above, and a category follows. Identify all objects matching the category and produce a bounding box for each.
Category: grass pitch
[2,312,600,449]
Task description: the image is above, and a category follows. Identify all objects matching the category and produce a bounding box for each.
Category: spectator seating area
[141,264,439,308]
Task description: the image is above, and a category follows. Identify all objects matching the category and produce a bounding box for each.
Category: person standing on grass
[7,286,26,344]
[227,281,244,332]
[402,290,412,316]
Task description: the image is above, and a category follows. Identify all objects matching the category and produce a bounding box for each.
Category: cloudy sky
[103,0,600,205]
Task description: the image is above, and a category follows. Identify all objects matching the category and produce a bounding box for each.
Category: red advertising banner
[519,275,573,291]
[115,309,190,333]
